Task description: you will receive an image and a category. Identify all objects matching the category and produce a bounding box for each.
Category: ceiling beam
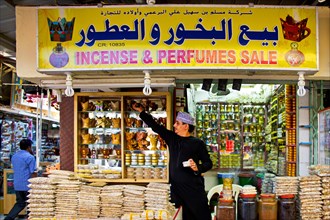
[3,0,15,7]
[0,33,16,52]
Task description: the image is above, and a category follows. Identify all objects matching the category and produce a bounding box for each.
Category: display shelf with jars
[277,88,286,176]
[195,102,268,170]
[195,102,242,170]
[195,102,219,169]
[284,85,297,176]
[265,84,297,176]
[241,104,267,169]
[265,91,280,174]
[219,103,241,169]
[74,92,172,183]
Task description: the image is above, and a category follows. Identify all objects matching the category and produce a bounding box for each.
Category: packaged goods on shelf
[261,173,276,194]
[75,92,171,183]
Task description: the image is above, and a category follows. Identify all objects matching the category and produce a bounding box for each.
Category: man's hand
[188,159,198,172]
[132,102,144,113]
[31,172,37,178]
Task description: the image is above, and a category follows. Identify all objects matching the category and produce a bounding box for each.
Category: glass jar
[220,104,225,112]
[196,112,203,121]
[216,199,235,220]
[238,194,257,220]
[222,173,234,190]
[204,113,210,121]
[258,194,277,220]
[212,104,218,112]
[278,194,296,220]
[220,114,226,121]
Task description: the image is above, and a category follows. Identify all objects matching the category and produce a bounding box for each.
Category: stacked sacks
[27,177,56,219]
[46,170,81,218]
[123,185,146,214]
[48,169,76,182]
[240,185,257,195]
[100,185,124,218]
[77,185,101,218]
[298,175,323,220]
[54,179,81,219]
[310,165,330,220]
[144,182,175,218]
[321,175,330,220]
[274,176,299,196]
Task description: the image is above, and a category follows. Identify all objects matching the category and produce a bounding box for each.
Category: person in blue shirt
[5,138,36,220]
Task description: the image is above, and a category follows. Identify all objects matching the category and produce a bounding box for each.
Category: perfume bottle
[49,43,69,68]
[285,42,305,66]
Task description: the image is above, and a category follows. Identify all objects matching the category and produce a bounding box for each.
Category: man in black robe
[132,104,212,220]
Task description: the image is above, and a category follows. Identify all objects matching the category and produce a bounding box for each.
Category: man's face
[27,146,33,155]
[173,120,188,136]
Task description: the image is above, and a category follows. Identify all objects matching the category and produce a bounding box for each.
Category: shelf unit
[0,117,34,168]
[195,102,267,170]
[265,84,297,176]
[74,92,172,183]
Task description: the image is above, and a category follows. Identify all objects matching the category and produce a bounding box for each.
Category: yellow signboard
[37,6,318,72]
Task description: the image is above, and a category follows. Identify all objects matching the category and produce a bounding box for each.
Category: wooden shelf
[74,92,172,183]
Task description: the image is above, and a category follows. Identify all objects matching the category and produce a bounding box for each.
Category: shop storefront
[4,3,329,220]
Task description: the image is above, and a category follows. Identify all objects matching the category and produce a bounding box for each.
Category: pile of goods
[261,173,275,193]
[100,185,124,218]
[54,179,81,218]
[240,185,257,195]
[77,185,101,218]
[274,176,299,196]
[310,165,330,220]
[145,183,173,211]
[122,185,146,214]
[298,175,323,220]
[27,177,56,219]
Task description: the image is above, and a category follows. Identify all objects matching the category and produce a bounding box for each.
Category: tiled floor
[0,214,27,220]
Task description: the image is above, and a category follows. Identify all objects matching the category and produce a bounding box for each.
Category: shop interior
[1,71,330,218]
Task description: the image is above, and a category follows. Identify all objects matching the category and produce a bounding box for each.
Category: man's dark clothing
[139,111,212,220]
[4,191,28,220]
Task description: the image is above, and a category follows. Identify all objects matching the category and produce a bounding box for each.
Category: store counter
[3,169,26,215]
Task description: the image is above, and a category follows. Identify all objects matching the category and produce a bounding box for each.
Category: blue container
[218,173,235,185]
[217,173,223,184]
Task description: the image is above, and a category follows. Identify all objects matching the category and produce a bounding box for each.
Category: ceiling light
[232,79,242,91]
[218,79,228,91]
[201,79,213,91]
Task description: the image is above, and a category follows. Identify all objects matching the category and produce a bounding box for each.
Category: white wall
[297,93,311,176]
